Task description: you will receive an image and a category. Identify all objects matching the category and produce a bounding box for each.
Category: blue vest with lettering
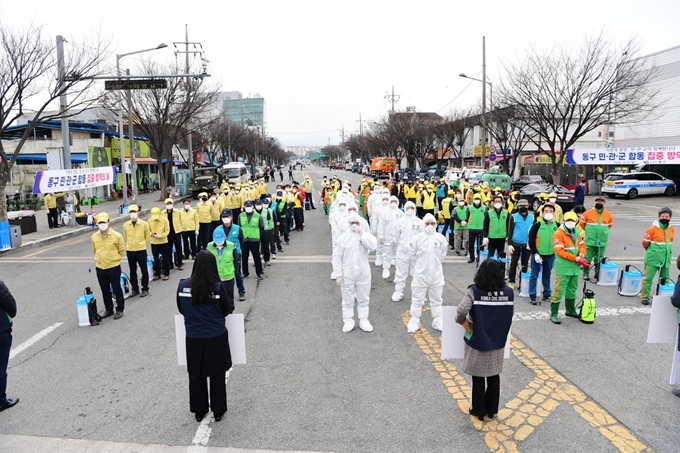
[511,212,534,245]
[215,224,242,254]
[465,285,514,352]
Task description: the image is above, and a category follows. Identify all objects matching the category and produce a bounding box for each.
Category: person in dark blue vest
[456,259,514,421]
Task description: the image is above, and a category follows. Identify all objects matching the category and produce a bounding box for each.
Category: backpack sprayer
[577,278,596,324]
[617,245,643,297]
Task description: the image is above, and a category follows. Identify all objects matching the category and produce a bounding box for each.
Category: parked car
[334,163,346,170]
[351,162,362,173]
[602,171,676,199]
[518,183,575,212]
[512,174,549,191]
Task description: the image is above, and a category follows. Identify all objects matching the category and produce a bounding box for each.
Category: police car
[602,171,676,199]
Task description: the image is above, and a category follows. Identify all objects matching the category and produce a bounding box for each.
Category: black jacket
[0,281,17,334]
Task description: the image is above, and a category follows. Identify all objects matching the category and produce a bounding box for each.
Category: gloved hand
[380,237,386,244]
[336,276,343,286]
[482,237,489,247]
[508,245,515,255]
[576,257,590,268]
[534,253,543,264]
[461,221,467,227]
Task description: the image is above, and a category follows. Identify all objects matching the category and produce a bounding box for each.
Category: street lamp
[460,72,493,167]
[116,43,167,205]
[459,73,493,109]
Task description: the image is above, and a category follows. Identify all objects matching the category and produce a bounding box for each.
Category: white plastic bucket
[597,261,619,286]
[619,269,643,296]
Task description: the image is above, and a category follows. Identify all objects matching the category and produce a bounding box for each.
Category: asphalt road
[1,166,678,453]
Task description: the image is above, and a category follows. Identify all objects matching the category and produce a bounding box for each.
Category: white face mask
[494,203,502,210]
[349,209,357,215]
[350,224,359,233]
[222,217,232,224]
[98,223,108,231]
[406,209,415,217]
[211,197,217,201]
[382,200,388,206]
[424,225,436,234]
[166,204,173,210]
[564,221,576,230]
[543,213,554,221]
[474,200,481,206]
[390,203,398,209]
[549,198,556,203]
[245,207,253,213]
[458,201,465,206]
[339,205,347,212]
[256,206,263,211]
[215,240,225,248]
[130,213,138,220]
[184,205,190,210]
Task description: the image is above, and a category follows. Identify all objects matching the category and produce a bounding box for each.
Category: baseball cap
[96,212,109,223]
[213,229,226,243]
[150,207,161,219]
[128,204,139,212]
[221,209,232,218]
[244,200,254,207]
[165,198,173,204]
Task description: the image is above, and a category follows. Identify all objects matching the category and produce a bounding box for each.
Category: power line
[436,68,483,113]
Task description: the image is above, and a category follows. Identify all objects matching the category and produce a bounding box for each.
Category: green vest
[262,207,275,231]
[441,198,453,219]
[644,224,673,267]
[488,209,508,239]
[207,241,235,280]
[240,212,261,240]
[584,210,610,246]
[276,199,287,218]
[536,220,558,256]
[468,205,486,230]
[454,206,468,230]
[554,227,580,276]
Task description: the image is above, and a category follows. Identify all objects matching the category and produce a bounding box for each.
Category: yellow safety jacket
[123,219,150,252]
[91,229,125,270]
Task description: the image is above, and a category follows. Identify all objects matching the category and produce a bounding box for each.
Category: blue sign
[489,153,497,161]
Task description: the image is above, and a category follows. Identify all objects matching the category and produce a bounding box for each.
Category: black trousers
[189,372,227,417]
[508,242,530,283]
[293,208,304,231]
[127,250,149,292]
[278,220,289,243]
[182,231,197,259]
[260,230,272,263]
[273,225,283,251]
[468,230,483,259]
[198,223,211,250]
[471,375,500,417]
[152,243,170,277]
[242,241,263,277]
[168,233,183,266]
[0,331,12,404]
[422,208,434,219]
[441,218,453,243]
[305,192,315,209]
[231,208,241,226]
[48,207,59,228]
[96,265,125,312]
[487,238,506,259]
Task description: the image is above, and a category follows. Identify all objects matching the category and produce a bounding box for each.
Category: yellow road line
[402,310,652,453]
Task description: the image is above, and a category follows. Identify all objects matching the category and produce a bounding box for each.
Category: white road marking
[512,305,651,321]
[9,322,64,360]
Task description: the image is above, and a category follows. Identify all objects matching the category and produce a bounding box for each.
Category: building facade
[223,93,267,134]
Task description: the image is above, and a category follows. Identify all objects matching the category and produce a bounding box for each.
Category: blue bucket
[597,261,619,286]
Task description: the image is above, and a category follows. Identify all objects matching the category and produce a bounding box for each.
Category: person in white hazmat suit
[371,191,390,267]
[378,195,404,279]
[367,186,381,225]
[407,213,448,333]
[329,196,349,280]
[346,200,370,232]
[332,212,378,333]
[391,202,423,301]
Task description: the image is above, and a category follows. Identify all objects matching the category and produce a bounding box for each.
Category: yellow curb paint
[403,311,653,453]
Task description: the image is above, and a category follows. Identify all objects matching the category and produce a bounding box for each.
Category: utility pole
[385,85,400,113]
[481,36,487,169]
[356,113,364,135]
[56,35,76,226]
[126,68,138,201]
[173,25,203,180]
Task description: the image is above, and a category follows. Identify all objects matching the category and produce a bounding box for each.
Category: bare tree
[485,106,532,175]
[125,60,219,199]
[433,108,475,170]
[0,24,108,220]
[498,33,659,184]
[386,112,441,169]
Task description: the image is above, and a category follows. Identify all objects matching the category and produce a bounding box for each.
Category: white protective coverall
[391,201,423,301]
[366,187,381,225]
[328,196,349,279]
[407,213,448,332]
[371,191,390,267]
[378,195,404,279]
[332,213,378,333]
[346,201,370,232]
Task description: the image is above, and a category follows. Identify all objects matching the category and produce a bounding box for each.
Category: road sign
[489,153,497,161]
[490,145,497,152]
[104,79,168,90]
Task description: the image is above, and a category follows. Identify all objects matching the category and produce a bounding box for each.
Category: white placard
[441,306,510,359]
[646,296,678,344]
[671,332,679,386]
[175,314,246,366]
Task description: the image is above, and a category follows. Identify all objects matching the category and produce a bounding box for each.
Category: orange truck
[370,157,397,179]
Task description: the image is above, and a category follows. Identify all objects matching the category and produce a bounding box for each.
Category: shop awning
[124,157,162,164]
[10,153,88,163]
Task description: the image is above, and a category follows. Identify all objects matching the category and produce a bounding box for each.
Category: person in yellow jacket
[180,199,199,260]
[149,207,170,280]
[91,212,126,319]
[209,190,222,233]
[303,176,316,209]
[258,179,267,196]
[196,192,213,250]
[122,204,150,298]
[161,198,184,271]
[422,185,436,217]
[222,185,242,224]
[44,192,66,229]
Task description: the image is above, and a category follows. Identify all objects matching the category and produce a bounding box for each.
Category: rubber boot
[565,299,578,318]
[550,303,561,324]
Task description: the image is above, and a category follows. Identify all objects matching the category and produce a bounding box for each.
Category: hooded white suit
[391,202,423,301]
[378,195,404,278]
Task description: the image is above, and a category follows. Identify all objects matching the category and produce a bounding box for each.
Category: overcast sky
[2,0,679,147]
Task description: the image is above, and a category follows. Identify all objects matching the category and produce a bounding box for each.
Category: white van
[222,162,250,185]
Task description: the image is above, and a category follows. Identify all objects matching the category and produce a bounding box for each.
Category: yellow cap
[128,204,139,212]
[447,190,455,195]
[199,192,208,198]
[539,192,549,199]
[564,211,579,222]
[495,187,502,192]
[549,192,557,198]
[150,207,161,218]
[473,194,482,200]
[96,212,109,223]
[164,198,173,204]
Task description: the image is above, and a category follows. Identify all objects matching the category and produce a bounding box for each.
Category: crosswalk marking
[613,214,680,226]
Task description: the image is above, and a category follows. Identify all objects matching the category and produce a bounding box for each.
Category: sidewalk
[0,191,184,256]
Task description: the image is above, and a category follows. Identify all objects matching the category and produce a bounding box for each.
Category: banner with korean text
[568,146,680,165]
[32,166,116,194]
